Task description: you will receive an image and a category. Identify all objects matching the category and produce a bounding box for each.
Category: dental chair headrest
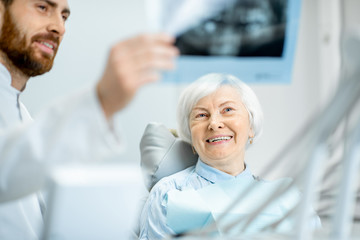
[140,122,198,191]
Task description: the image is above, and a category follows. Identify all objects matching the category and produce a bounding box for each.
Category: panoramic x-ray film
[146,0,301,83]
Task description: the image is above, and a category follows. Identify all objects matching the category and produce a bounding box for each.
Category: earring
[192,145,197,155]
[249,137,253,144]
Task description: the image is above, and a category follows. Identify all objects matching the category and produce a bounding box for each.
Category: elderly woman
[139,73,319,239]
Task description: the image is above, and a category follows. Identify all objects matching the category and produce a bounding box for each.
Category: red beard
[0,8,60,77]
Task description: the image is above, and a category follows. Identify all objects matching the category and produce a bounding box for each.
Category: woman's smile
[206,135,233,144]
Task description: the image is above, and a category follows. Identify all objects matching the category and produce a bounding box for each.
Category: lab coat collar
[195,159,252,183]
[0,63,20,95]
[0,63,12,85]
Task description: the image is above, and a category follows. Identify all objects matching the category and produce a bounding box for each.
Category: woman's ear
[249,127,254,138]
[248,128,255,145]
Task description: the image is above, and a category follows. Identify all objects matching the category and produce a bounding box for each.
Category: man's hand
[96,33,179,119]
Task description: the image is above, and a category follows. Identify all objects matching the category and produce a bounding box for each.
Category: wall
[21,0,340,179]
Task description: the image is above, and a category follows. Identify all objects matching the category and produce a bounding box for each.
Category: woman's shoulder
[149,165,196,196]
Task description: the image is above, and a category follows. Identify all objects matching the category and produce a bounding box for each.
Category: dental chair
[140,122,197,192]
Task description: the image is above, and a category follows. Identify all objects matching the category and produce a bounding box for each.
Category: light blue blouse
[138,160,320,239]
[139,160,254,239]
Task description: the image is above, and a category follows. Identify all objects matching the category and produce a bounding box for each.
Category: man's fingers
[120,33,177,53]
[136,33,177,45]
[112,33,179,73]
[124,45,178,72]
[126,38,179,62]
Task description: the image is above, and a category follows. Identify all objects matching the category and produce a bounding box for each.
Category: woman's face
[189,86,253,172]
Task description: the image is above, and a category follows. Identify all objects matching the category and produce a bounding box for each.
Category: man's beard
[0,9,59,77]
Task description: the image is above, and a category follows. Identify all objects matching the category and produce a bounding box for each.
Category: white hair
[176,73,264,148]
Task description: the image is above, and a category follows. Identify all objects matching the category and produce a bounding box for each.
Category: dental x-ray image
[175,0,287,57]
[146,0,300,83]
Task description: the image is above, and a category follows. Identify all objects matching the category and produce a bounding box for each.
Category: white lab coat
[0,64,121,239]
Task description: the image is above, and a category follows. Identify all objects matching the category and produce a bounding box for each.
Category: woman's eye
[196,113,207,118]
[224,107,233,113]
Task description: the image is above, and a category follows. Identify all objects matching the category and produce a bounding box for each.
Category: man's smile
[33,39,57,56]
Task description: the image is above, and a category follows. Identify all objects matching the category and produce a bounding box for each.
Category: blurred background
[21,0,358,180]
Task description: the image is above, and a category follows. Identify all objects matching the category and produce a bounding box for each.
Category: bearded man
[0,0,179,239]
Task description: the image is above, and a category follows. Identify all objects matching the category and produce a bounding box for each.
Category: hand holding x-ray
[96,33,179,119]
